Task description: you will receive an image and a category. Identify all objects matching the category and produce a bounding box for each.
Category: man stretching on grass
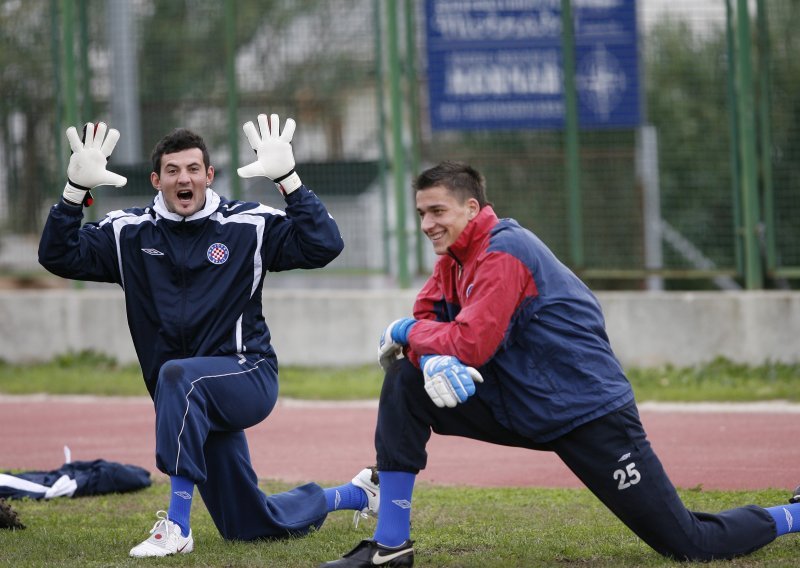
[320,161,800,567]
[38,115,379,557]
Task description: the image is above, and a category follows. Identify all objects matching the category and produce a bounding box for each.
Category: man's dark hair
[151,128,211,174]
[413,161,491,208]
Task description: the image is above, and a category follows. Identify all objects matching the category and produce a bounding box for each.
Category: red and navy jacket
[38,186,343,398]
[406,205,634,442]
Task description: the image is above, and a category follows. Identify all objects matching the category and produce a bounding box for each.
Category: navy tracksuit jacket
[38,186,343,540]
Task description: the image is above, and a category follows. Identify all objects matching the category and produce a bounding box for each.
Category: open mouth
[177,190,193,203]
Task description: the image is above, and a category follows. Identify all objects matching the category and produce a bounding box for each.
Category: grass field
[1,351,799,402]
[1,483,797,567]
[1,354,799,566]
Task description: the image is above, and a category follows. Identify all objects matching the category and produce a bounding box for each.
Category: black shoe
[789,484,800,504]
[318,539,414,567]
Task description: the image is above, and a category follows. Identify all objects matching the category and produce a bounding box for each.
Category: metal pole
[734,0,763,289]
[373,0,391,275]
[561,0,583,270]
[724,0,744,276]
[404,0,425,276]
[51,0,64,178]
[386,0,410,288]
[60,0,77,128]
[637,126,663,290]
[61,0,86,284]
[224,0,240,200]
[107,0,142,163]
[755,0,776,275]
[78,0,92,121]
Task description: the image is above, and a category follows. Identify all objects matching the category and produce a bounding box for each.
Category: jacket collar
[447,205,498,263]
[153,188,220,222]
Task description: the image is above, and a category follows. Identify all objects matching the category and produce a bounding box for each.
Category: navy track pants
[375,359,777,562]
[152,353,327,540]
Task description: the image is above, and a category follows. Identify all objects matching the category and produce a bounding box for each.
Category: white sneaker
[351,467,379,528]
[129,510,194,558]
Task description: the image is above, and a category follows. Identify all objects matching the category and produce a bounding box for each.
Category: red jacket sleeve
[412,265,445,323]
[407,251,537,368]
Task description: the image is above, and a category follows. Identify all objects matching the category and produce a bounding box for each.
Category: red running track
[1,396,797,491]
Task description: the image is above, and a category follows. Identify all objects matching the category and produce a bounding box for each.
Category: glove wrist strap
[275,170,301,195]
[63,181,93,207]
[67,178,91,192]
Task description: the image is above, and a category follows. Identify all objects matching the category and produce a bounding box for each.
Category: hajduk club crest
[206,243,229,265]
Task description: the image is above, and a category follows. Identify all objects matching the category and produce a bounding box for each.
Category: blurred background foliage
[0,0,797,290]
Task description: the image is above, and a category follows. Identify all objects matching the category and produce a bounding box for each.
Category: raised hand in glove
[63,122,127,207]
[378,318,417,370]
[420,355,483,408]
[237,113,302,195]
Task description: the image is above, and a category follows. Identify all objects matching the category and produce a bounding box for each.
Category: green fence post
[60,0,77,128]
[225,0,240,201]
[78,0,92,121]
[404,0,425,277]
[734,0,763,289]
[561,0,583,270]
[374,0,391,275]
[60,0,84,287]
[755,0,776,276]
[50,0,64,177]
[724,0,744,277]
[387,0,410,288]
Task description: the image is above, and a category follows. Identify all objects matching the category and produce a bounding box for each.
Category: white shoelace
[353,507,376,529]
[150,510,170,535]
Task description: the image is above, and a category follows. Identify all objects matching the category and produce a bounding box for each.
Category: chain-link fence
[0,0,797,290]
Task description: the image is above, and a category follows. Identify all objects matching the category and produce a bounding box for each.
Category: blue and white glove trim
[389,318,417,344]
[420,355,483,408]
[378,318,417,370]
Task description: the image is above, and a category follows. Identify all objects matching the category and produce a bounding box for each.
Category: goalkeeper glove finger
[63,122,127,206]
[378,318,417,370]
[421,355,483,408]
[237,113,301,194]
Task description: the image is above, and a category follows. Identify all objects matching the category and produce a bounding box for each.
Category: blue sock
[373,471,415,547]
[766,503,800,536]
[324,482,368,512]
[167,475,194,537]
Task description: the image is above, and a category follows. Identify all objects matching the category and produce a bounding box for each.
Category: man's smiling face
[151,148,213,217]
[416,184,479,255]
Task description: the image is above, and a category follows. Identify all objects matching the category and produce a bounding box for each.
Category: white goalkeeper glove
[420,355,483,408]
[378,318,417,370]
[63,122,127,207]
[237,113,302,195]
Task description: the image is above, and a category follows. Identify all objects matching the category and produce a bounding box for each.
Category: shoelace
[149,510,172,536]
[352,507,376,529]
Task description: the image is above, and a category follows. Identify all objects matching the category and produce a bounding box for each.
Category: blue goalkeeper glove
[420,355,483,408]
[378,318,417,370]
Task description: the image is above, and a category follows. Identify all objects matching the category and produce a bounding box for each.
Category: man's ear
[151,171,161,191]
[467,198,480,220]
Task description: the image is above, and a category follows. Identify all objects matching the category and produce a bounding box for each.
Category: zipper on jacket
[448,250,464,279]
[178,218,188,356]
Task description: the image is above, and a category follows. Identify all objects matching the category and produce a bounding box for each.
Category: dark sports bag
[0,459,151,500]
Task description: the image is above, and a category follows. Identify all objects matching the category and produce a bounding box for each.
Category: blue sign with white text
[425,0,640,131]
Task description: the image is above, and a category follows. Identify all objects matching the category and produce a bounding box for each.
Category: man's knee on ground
[649,533,741,563]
